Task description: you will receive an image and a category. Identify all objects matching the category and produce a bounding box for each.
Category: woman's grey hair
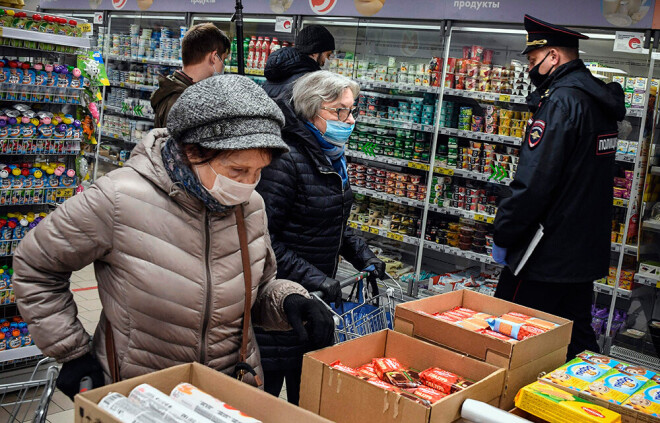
[292,70,360,121]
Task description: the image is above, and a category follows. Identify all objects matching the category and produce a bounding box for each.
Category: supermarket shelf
[0,27,90,49]
[84,152,123,167]
[424,240,497,264]
[353,78,440,94]
[439,127,522,147]
[104,105,154,120]
[643,219,660,232]
[610,346,660,373]
[0,344,42,364]
[102,130,138,144]
[352,185,495,223]
[626,108,644,118]
[443,88,527,105]
[109,82,158,92]
[345,150,512,186]
[593,281,632,299]
[361,89,422,102]
[359,116,435,133]
[635,273,660,287]
[106,54,181,67]
[613,198,629,208]
[616,153,636,163]
[347,220,497,265]
[611,243,638,255]
[651,166,660,175]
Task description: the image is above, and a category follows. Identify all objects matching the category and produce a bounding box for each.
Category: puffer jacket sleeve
[13,176,115,362]
[340,226,377,272]
[252,205,310,331]
[257,152,328,291]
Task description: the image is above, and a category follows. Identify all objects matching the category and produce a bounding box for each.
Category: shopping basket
[313,271,404,343]
[0,357,59,423]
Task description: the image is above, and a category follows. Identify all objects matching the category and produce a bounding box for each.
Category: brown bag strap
[105,319,120,383]
[234,206,262,386]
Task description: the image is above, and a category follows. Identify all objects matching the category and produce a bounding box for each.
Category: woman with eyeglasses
[256,71,385,404]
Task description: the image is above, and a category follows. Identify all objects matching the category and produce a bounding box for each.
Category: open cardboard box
[75,362,332,423]
[538,378,660,423]
[394,290,573,409]
[299,329,506,423]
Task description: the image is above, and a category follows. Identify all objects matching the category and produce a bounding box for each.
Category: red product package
[443,311,470,321]
[373,357,403,379]
[413,385,447,404]
[357,363,379,379]
[477,328,517,342]
[500,312,531,323]
[450,307,477,318]
[433,313,463,323]
[518,324,547,340]
[330,360,359,376]
[419,368,473,394]
[366,378,399,392]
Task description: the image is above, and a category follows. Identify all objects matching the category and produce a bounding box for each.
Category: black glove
[319,277,342,307]
[56,352,105,400]
[364,257,386,279]
[283,294,335,349]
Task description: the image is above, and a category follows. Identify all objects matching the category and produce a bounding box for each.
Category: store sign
[309,0,337,15]
[275,16,293,33]
[94,12,104,24]
[613,31,647,54]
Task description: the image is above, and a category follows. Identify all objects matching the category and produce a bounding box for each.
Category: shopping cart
[0,357,59,423]
[313,271,404,343]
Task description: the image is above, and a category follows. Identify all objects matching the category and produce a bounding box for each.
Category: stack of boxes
[611,74,658,109]
[613,169,635,200]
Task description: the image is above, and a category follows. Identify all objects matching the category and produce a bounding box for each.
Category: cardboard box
[75,362,332,423]
[300,329,506,423]
[394,290,572,409]
[539,379,660,423]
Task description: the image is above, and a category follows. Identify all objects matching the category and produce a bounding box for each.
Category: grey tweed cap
[167,75,289,153]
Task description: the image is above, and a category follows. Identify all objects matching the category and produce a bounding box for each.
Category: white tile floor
[36,264,288,423]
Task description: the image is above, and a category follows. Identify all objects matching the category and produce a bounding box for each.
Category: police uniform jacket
[493,59,626,283]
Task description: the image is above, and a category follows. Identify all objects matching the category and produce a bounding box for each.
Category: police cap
[522,14,589,55]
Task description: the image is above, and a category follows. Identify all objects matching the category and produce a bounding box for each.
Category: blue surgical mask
[316,115,354,146]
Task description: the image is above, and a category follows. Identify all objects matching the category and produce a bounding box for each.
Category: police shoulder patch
[528,120,546,148]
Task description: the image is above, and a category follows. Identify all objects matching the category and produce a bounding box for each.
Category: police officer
[492,15,626,358]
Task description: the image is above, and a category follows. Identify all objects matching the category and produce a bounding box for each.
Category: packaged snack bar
[472,312,494,320]
[170,383,262,423]
[487,317,549,340]
[433,313,463,323]
[330,360,360,376]
[399,390,432,407]
[366,378,399,392]
[541,358,612,391]
[406,369,422,386]
[518,324,547,340]
[583,369,650,404]
[525,317,559,331]
[456,317,490,331]
[385,370,419,389]
[413,385,447,404]
[449,307,477,318]
[613,362,656,380]
[419,368,473,394]
[622,379,660,417]
[500,312,531,323]
[477,328,518,342]
[357,363,379,379]
[576,351,620,369]
[515,381,621,423]
[128,384,214,423]
[98,392,162,423]
[373,357,403,379]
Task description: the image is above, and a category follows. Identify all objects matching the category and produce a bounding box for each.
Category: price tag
[360,224,370,232]
[486,216,495,224]
[474,214,486,222]
[387,232,404,242]
[370,227,380,235]
[79,23,93,33]
[349,222,358,229]
[499,94,511,102]
[613,198,625,206]
[435,167,454,176]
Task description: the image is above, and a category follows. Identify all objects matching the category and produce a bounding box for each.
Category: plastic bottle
[230,37,238,67]
[247,35,257,69]
[270,37,280,55]
[260,37,271,70]
[8,328,21,349]
[243,37,250,69]
[254,36,263,71]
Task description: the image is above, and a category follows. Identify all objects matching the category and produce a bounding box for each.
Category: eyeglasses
[320,106,360,122]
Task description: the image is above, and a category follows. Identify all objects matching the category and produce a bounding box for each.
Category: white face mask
[196,163,258,206]
[211,53,224,77]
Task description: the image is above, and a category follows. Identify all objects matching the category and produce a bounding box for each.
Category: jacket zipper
[199,211,212,364]
[319,167,345,277]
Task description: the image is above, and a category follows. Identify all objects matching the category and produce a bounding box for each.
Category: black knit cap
[295,24,335,55]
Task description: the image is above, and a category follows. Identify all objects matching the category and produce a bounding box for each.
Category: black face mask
[529,51,555,88]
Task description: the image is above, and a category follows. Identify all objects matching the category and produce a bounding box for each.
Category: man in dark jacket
[492,15,626,358]
[256,71,384,404]
[151,23,230,127]
[262,24,335,99]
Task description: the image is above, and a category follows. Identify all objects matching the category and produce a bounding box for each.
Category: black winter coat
[255,92,376,371]
[262,47,320,99]
[494,59,626,283]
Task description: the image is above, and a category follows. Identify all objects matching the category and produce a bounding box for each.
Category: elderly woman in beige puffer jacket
[12,75,335,400]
